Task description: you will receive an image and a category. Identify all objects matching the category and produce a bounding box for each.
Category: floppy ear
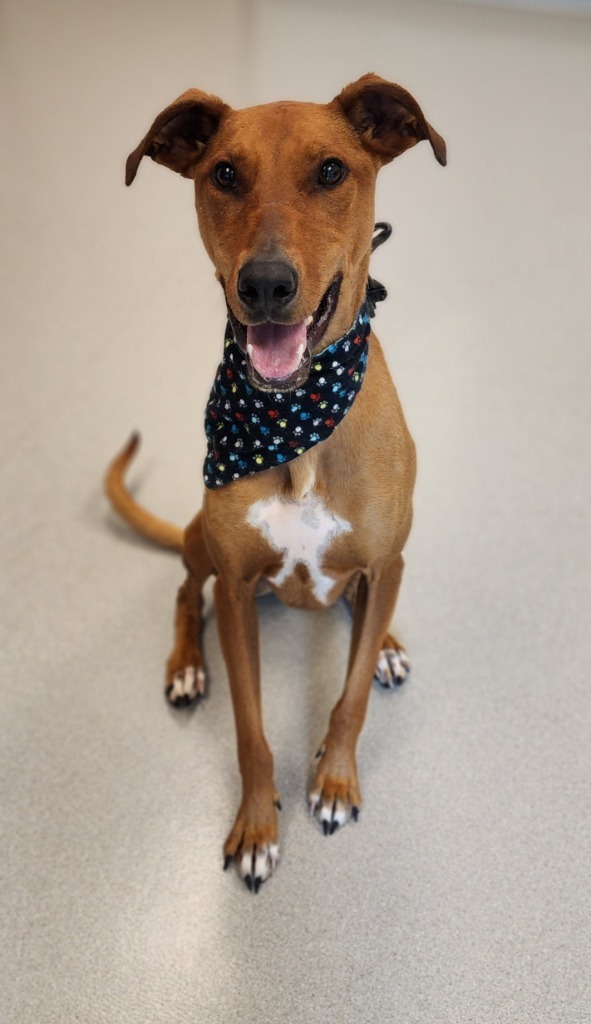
[125,88,230,186]
[335,73,446,167]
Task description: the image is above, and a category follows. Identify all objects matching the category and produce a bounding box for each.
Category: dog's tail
[104,433,184,553]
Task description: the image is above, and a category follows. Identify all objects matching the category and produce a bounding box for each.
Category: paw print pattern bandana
[204,302,372,488]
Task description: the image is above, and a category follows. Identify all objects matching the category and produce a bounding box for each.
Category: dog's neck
[204,301,374,489]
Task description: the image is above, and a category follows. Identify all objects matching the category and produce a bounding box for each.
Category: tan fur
[104,434,183,551]
[287,448,318,501]
[106,74,445,889]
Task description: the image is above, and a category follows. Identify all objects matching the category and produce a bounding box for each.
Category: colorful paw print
[205,308,370,487]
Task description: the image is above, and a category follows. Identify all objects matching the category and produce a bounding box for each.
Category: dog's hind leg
[344,575,411,690]
[165,511,214,706]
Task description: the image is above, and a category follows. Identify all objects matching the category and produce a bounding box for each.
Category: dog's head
[126,74,445,390]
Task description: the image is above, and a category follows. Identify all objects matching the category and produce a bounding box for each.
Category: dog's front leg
[310,555,405,834]
[215,575,280,892]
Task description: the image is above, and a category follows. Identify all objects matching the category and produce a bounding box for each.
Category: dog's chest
[246,490,352,606]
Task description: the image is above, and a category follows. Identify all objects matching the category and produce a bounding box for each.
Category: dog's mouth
[228,277,342,392]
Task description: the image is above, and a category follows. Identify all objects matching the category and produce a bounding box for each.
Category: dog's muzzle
[228,276,342,391]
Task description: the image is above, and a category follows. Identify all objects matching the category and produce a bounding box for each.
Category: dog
[106,74,446,892]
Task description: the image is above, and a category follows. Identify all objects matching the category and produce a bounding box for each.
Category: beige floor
[2,1,591,1021]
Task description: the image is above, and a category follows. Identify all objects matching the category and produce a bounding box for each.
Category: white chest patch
[246,493,352,605]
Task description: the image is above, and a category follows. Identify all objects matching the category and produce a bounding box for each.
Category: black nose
[237,259,298,318]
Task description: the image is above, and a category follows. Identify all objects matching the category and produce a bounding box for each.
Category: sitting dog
[106,73,446,892]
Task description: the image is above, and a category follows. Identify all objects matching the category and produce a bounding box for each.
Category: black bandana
[203,302,372,488]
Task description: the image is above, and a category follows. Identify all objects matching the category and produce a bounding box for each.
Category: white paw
[228,843,280,893]
[374,648,411,689]
[166,665,206,706]
[308,792,358,835]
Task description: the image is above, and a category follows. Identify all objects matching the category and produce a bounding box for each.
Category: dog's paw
[225,842,280,894]
[223,800,280,893]
[308,762,361,837]
[309,790,358,835]
[374,647,411,690]
[165,665,206,707]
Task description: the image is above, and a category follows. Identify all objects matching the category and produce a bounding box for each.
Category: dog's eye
[213,162,237,190]
[318,159,347,188]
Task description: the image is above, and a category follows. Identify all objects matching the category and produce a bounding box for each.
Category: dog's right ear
[125,89,229,186]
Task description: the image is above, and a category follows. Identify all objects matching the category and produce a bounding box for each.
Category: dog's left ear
[125,88,230,186]
[335,73,446,167]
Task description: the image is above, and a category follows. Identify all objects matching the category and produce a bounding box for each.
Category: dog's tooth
[305,315,313,327]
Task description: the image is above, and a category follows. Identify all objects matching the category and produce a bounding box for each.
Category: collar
[204,301,372,488]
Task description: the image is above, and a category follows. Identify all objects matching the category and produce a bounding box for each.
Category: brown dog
[106,74,445,892]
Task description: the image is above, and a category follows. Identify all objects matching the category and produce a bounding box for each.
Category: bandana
[204,302,372,488]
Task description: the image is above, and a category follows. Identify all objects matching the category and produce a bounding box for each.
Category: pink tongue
[247,321,307,381]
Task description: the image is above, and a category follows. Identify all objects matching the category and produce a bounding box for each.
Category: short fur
[106,74,446,891]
